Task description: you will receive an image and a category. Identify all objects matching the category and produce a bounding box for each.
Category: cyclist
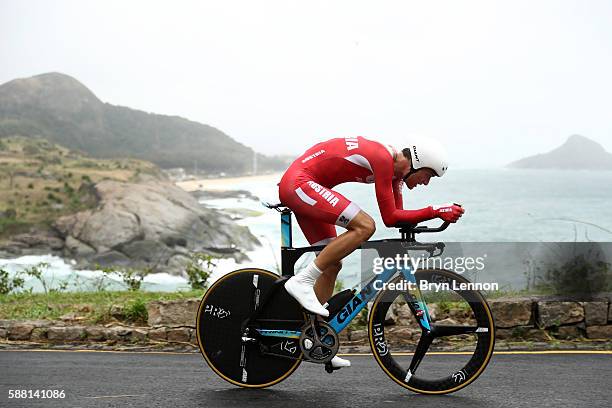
[278,136,464,368]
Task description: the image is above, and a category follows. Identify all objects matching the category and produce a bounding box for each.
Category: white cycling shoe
[285,276,329,317]
[330,356,351,369]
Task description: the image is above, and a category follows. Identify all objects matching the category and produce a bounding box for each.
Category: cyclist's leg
[280,180,374,315]
[293,217,341,303]
[294,216,352,369]
[313,211,375,271]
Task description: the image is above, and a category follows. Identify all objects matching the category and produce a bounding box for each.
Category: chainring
[298,320,339,363]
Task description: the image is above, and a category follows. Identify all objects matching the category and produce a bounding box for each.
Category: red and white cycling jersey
[278,136,434,244]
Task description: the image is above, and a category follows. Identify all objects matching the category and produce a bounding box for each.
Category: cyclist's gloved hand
[432,203,464,223]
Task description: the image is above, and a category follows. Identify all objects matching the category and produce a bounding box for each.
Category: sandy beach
[176,173,282,192]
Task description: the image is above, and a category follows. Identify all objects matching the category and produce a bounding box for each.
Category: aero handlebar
[395,221,450,234]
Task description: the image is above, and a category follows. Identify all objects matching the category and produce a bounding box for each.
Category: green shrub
[46,193,62,203]
[101,266,150,291]
[0,268,25,295]
[63,182,74,194]
[535,249,611,297]
[185,253,216,290]
[124,297,148,323]
[23,145,40,155]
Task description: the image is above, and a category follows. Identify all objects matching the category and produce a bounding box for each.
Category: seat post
[281,209,293,248]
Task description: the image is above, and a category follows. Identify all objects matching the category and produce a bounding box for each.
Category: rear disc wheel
[196,268,305,388]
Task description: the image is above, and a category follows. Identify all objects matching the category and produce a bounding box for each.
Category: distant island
[0,72,289,174]
[507,134,612,170]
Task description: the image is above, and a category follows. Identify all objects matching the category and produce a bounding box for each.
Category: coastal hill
[0,72,286,173]
[0,136,258,274]
[507,135,612,170]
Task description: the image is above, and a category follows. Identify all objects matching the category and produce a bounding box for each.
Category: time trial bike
[196,203,495,394]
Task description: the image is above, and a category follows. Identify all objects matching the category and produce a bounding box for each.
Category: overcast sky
[1,0,611,167]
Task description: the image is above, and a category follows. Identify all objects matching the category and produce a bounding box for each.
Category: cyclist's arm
[371,155,435,227]
[392,178,403,209]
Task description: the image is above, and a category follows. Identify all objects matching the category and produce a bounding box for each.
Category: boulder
[0,229,65,256]
[54,180,259,275]
[166,254,192,274]
[538,301,584,328]
[64,235,96,257]
[131,329,148,342]
[147,299,200,327]
[63,207,142,253]
[90,251,131,267]
[490,299,533,328]
[347,329,367,342]
[12,232,64,250]
[85,327,106,341]
[385,327,419,343]
[166,328,191,342]
[582,302,608,326]
[117,239,174,265]
[494,329,513,340]
[148,327,167,341]
[586,325,612,339]
[47,326,86,341]
[389,303,415,326]
[105,326,132,341]
[555,326,583,339]
[0,328,7,339]
[8,322,35,340]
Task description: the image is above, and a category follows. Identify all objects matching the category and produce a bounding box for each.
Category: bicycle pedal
[325,362,340,373]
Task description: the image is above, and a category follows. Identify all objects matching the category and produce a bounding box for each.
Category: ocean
[2,169,612,292]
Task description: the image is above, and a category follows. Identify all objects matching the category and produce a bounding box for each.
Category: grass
[0,289,204,324]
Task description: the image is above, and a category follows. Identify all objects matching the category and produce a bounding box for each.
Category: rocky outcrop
[50,180,259,275]
[0,228,66,258]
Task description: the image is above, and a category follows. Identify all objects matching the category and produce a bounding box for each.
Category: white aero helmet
[406,137,449,177]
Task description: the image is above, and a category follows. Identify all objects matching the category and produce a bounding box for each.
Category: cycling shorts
[278,174,361,245]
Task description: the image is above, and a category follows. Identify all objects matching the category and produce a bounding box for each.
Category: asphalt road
[1,350,610,408]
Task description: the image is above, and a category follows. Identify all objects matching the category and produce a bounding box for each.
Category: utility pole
[252,150,258,176]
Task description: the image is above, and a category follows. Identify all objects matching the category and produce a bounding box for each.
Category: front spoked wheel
[368,269,495,394]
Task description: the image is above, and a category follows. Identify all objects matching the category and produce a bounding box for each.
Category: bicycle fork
[399,266,435,377]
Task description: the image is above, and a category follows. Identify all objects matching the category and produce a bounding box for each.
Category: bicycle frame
[255,208,438,340]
